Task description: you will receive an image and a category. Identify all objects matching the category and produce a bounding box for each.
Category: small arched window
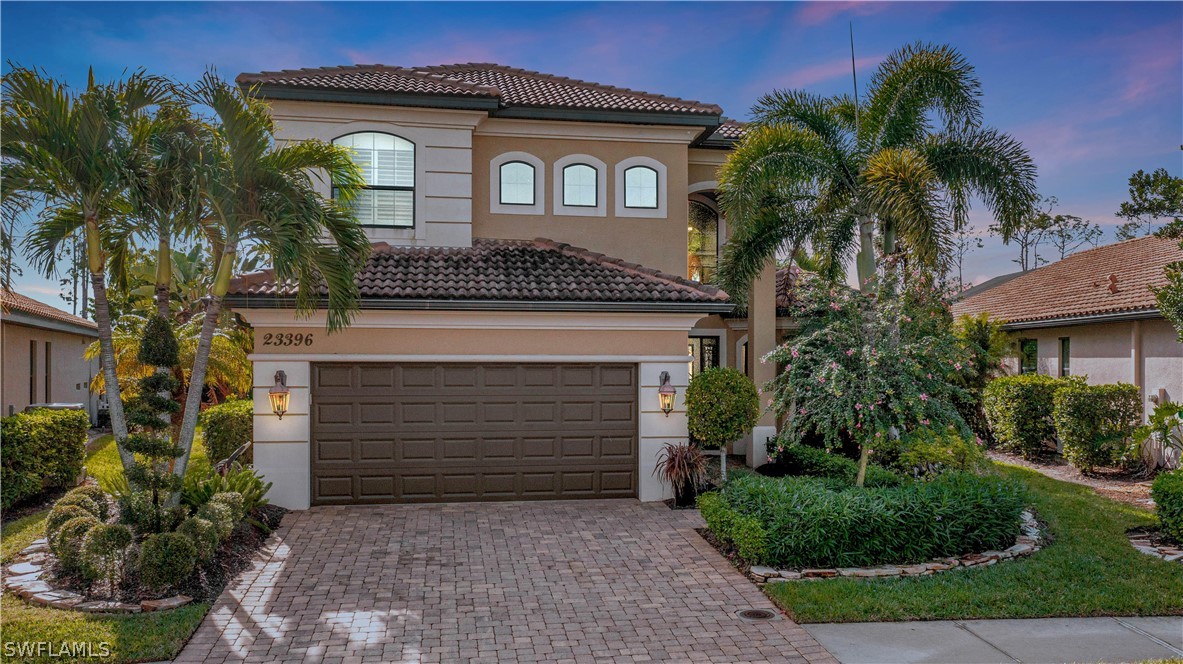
[623,166,658,209]
[563,164,598,207]
[499,161,535,205]
[333,132,414,228]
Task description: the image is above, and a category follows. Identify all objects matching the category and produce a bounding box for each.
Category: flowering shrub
[765,275,972,482]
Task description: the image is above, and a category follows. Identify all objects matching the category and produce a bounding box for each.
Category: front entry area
[309,362,639,504]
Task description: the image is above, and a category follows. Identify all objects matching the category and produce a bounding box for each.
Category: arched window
[688,200,719,283]
[333,132,414,228]
[499,161,535,205]
[562,164,598,207]
[623,166,658,209]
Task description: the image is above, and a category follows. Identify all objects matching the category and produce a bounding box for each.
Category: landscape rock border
[1127,531,1183,563]
[2,537,191,614]
[746,509,1046,584]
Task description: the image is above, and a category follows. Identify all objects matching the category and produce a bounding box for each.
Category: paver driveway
[176,500,835,663]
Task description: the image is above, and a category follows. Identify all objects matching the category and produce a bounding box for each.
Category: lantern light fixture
[269,370,291,420]
[658,371,676,416]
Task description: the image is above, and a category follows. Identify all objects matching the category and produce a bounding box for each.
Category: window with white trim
[563,164,598,207]
[333,132,414,228]
[499,161,535,205]
[624,166,658,209]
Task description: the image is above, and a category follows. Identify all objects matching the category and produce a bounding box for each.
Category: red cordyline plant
[654,443,708,506]
[764,273,973,486]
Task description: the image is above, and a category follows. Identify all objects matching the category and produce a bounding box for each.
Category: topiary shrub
[54,492,102,520]
[707,472,1026,568]
[983,374,1061,458]
[50,515,101,574]
[177,517,220,562]
[1152,469,1183,544]
[878,428,986,479]
[769,443,904,487]
[201,399,253,464]
[686,367,760,480]
[209,491,245,521]
[1,408,89,509]
[137,532,196,592]
[1053,381,1142,472]
[196,501,235,540]
[117,492,185,536]
[66,485,111,521]
[46,504,93,540]
[82,523,133,595]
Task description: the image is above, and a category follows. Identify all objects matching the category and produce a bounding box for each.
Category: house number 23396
[262,333,314,347]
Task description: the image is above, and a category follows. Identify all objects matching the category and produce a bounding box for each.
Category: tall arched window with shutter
[333,132,415,228]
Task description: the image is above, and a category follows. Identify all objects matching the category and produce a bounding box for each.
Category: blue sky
[3,1,1181,304]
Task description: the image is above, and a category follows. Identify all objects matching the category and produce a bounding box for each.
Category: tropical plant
[168,73,371,492]
[766,275,972,486]
[653,443,709,507]
[1133,401,1183,469]
[685,367,760,482]
[3,66,175,473]
[717,42,1037,301]
[953,313,1013,443]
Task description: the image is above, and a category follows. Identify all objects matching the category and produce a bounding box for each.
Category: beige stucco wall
[1005,318,1183,413]
[1,321,99,420]
[471,127,693,276]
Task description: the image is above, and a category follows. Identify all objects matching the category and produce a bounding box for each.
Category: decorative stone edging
[2,538,192,613]
[747,509,1045,584]
[1128,533,1183,563]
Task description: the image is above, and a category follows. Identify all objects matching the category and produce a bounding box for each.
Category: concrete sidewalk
[805,616,1183,663]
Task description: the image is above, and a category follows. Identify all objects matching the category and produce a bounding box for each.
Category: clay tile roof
[237,63,723,117]
[1,288,98,332]
[775,264,809,310]
[227,238,731,311]
[711,119,748,141]
[951,235,1181,325]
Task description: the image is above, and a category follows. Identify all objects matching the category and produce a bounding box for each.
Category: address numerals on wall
[261,332,314,347]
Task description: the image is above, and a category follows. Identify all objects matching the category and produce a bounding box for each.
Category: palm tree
[169,73,371,485]
[717,42,1038,299]
[3,67,173,473]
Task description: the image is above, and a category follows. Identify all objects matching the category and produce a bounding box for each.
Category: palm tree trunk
[856,216,876,293]
[155,232,171,319]
[91,271,133,472]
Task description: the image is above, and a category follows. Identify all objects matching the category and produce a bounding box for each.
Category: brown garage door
[310,363,638,504]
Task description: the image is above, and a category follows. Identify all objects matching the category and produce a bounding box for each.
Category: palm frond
[863,147,949,269]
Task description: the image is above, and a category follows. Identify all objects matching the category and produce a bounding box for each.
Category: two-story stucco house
[227,64,791,509]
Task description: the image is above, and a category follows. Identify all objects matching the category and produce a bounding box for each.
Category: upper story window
[624,166,658,209]
[688,200,719,283]
[499,161,535,205]
[563,164,598,207]
[333,132,414,228]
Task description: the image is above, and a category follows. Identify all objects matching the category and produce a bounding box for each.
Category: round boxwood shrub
[54,492,102,520]
[705,471,1027,569]
[50,515,101,573]
[209,491,245,521]
[138,532,197,591]
[1152,469,1183,544]
[65,485,110,521]
[686,368,760,451]
[46,504,94,539]
[117,491,186,535]
[82,523,133,591]
[196,501,235,540]
[177,516,220,562]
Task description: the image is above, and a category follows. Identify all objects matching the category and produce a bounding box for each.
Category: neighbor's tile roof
[952,234,1180,324]
[228,238,730,308]
[1,288,98,331]
[238,63,723,117]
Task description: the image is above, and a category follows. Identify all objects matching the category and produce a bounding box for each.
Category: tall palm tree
[717,42,1038,299]
[3,67,173,473]
[169,73,371,485]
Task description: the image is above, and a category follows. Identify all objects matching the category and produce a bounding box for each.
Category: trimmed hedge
[1,408,88,509]
[771,443,905,488]
[1053,382,1141,471]
[200,399,253,464]
[1152,469,1183,544]
[983,375,1061,459]
[701,472,1027,568]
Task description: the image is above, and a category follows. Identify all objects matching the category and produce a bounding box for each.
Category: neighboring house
[227,63,790,509]
[0,289,100,424]
[952,235,1183,416]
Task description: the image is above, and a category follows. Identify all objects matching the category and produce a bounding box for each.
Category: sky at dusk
[2,1,1181,305]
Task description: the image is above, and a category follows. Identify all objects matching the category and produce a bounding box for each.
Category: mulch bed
[987,450,1156,507]
[1,488,70,527]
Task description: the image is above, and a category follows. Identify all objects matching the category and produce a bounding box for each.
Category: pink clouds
[794,1,895,27]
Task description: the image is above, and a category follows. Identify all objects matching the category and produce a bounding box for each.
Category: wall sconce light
[269,370,290,420]
[658,371,676,417]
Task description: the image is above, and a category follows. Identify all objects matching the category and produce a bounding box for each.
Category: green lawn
[764,463,1183,622]
[0,436,214,663]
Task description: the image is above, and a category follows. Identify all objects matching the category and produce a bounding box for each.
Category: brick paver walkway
[175,500,835,663]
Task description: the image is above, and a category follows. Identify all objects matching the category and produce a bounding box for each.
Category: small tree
[685,367,760,482]
[1115,168,1183,240]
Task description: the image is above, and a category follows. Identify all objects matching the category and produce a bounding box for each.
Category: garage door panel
[311,363,637,504]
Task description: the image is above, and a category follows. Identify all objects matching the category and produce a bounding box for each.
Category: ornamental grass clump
[704,472,1026,569]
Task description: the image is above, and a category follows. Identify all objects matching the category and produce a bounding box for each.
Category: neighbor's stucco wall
[1004,318,1183,414]
[1,321,99,421]
[471,124,694,277]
